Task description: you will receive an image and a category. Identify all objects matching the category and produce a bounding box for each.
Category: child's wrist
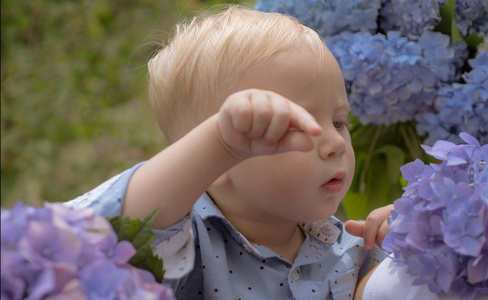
[207,114,250,164]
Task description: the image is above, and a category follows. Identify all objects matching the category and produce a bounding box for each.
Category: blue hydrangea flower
[383,133,488,298]
[379,0,442,40]
[327,31,465,125]
[254,0,381,37]
[416,51,488,145]
[454,0,488,36]
[257,0,476,129]
[418,32,468,82]
[378,0,487,40]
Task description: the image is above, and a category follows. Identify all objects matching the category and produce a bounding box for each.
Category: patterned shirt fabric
[66,162,386,300]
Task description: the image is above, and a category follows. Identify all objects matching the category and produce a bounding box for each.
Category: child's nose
[318,129,346,160]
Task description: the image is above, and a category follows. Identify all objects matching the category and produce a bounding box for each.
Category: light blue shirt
[67,163,386,300]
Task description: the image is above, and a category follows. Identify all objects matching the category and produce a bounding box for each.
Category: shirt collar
[194,193,262,256]
[301,217,343,244]
[195,193,343,244]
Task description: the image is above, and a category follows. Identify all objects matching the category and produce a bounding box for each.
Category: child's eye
[333,121,352,130]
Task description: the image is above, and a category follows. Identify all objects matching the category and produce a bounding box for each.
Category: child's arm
[344,204,394,249]
[122,89,322,229]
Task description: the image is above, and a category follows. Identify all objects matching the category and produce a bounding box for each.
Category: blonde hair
[148,5,326,143]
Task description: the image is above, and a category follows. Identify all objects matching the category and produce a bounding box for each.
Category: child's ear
[211,172,231,187]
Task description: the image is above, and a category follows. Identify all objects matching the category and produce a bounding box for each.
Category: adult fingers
[344,220,365,238]
[363,204,394,250]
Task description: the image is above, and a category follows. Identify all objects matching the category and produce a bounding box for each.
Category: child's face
[222,43,354,223]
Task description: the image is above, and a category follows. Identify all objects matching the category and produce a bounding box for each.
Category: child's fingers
[274,130,315,153]
[262,95,293,143]
[288,101,322,136]
[219,89,322,156]
[264,93,321,153]
[223,95,253,133]
[248,93,273,139]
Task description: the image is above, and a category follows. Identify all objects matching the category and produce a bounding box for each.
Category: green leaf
[436,0,455,36]
[436,0,463,43]
[365,156,391,206]
[344,152,404,220]
[465,32,484,49]
[374,145,406,184]
[350,123,379,150]
[450,17,464,43]
[399,175,408,188]
[349,151,368,193]
[108,207,165,282]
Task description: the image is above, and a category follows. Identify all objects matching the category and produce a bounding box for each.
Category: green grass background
[1,0,253,208]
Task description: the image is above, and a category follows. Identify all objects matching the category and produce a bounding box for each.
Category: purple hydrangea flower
[383,132,488,298]
[0,202,175,300]
[442,199,486,257]
[406,214,446,252]
[399,159,436,198]
[409,251,457,293]
[467,244,488,284]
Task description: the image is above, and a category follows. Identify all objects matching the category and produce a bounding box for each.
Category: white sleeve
[152,215,195,280]
[362,258,479,300]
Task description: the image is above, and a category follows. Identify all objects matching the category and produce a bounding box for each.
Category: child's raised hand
[218,89,322,158]
[344,204,394,250]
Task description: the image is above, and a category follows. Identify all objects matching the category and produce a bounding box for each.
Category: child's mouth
[321,173,345,193]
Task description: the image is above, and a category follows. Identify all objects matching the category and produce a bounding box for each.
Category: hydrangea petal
[467,255,488,284]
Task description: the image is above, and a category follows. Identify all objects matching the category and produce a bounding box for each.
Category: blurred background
[1,0,253,208]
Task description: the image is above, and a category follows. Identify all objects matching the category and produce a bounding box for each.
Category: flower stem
[399,124,422,160]
[359,125,382,193]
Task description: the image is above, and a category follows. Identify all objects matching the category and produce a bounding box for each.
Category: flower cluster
[454,0,488,36]
[379,0,447,40]
[416,51,488,146]
[255,0,487,134]
[254,0,381,37]
[326,30,466,125]
[1,202,175,300]
[382,133,488,299]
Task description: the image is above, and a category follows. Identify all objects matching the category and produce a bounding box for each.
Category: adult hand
[345,204,394,250]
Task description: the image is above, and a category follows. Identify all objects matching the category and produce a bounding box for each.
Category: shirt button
[292,269,300,281]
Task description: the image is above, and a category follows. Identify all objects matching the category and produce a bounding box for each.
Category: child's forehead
[224,43,344,107]
[238,43,331,84]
